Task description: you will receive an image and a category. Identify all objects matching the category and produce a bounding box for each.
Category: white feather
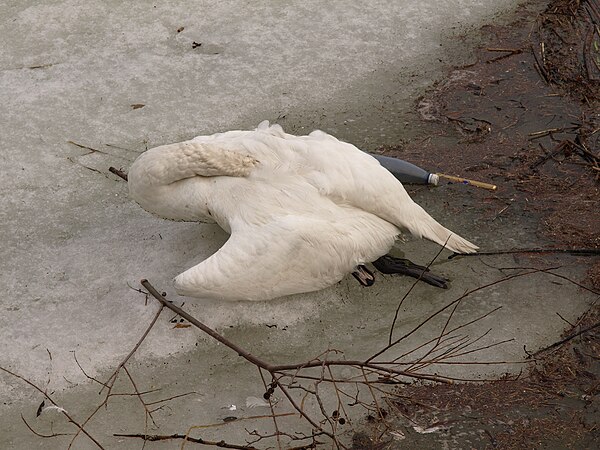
[128,122,477,301]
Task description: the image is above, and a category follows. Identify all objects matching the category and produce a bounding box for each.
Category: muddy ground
[359,0,600,448]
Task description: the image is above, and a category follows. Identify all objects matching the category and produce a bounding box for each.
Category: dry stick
[272,377,335,441]
[326,366,352,427]
[182,415,298,450]
[448,248,600,259]
[531,44,549,83]
[68,304,164,449]
[392,334,471,368]
[405,296,464,370]
[277,372,403,385]
[139,270,594,444]
[533,322,600,356]
[114,433,258,449]
[312,371,336,435]
[109,166,128,181]
[67,140,108,155]
[486,47,523,52]
[392,318,481,363]
[141,280,273,371]
[72,352,109,387]
[413,338,519,370]
[534,270,599,296]
[0,366,105,449]
[141,280,506,384]
[485,48,523,63]
[429,328,495,363]
[258,367,283,450]
[405,333,479,374]
[141,280,339,442]
[583,26,599,81]
[360,367,384,423]
[388,239,450,345]
[528,126,572,139]
[20,414,73,438]
[530,140,571,169]
[101,303,165,392]
[367,268,551,364]
[123,365,158,429]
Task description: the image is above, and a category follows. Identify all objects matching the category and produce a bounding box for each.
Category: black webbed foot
[372,255,449,289]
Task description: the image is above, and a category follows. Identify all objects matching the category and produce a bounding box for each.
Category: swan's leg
[372,255,449,289]
[352,265,375,287]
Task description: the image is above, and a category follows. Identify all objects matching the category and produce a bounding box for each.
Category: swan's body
[128,121,477,301]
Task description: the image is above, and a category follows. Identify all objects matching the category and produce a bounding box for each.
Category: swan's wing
[173,219,336,301]
[173,212,397,301]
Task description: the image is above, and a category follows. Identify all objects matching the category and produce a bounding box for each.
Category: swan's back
[187,121,476,254]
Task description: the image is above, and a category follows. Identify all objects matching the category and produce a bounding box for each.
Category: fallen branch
[67,140,107,155]
[0,366,105,449]
[530,43,549,83]
[449,248,600,259]
[108,166,128,181]
[485,47,523,63]
[67,303,165,449]
[114,432,258,449]
[140,280,474,384]
[533,321,600,356]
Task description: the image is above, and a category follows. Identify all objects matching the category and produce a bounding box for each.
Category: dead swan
[128,121,477,301]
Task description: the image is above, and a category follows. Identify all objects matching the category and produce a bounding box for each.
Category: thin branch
[101,303,165,392]
[367,268,549,363]
[114,433,258,449]
[20,414,73,438]
[449,248,600,259]
[272,377,335,441]
[123,365,158,428]
[259,368,282,450]
[68,303,164,449]
[0,366,105,449]
[389,238,450,345]
[533,322,600,356]
[109,166,128,181]
[72,352,108,387]
[142,280,274,371]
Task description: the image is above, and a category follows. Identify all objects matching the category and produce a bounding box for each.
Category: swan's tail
[400,203,478,254]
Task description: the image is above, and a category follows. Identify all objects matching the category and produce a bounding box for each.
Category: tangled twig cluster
[3,260,597,449]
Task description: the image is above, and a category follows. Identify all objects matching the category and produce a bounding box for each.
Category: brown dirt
[376,0,599,250]
[359,304,600,449]
[360,1,600,448]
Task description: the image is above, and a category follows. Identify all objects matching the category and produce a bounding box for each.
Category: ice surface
[1,1,594,448]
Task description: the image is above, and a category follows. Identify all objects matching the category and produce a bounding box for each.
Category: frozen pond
[1,1,595,448]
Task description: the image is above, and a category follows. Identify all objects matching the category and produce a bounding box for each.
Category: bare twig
[20,414,73,438]
[0,366,105,449]
[114,432,259,449]
[533,322,600,356]
[68,304,164,449]
[449,248,600,259]
[388,238,450,345]
[109,166,128,181]
[67,140,108,155]
[368,269,550,363]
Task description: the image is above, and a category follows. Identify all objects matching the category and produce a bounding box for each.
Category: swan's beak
[352,265,375,287]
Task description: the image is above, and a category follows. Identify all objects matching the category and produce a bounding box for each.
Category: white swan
[128,121,477,301]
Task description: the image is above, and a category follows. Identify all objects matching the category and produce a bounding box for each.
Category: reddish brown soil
[377,0,599,251]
